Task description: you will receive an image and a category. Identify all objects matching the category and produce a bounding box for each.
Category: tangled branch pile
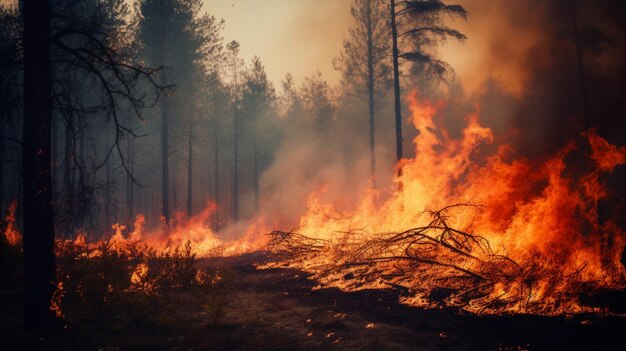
[266,204,599,315]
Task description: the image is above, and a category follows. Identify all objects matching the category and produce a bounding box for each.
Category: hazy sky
[200,0,516,97]
[203,0,352,88]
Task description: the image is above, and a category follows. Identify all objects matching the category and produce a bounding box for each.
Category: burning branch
[264,204,601,315]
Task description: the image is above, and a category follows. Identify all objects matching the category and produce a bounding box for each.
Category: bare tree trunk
[0,121,4,211]
[186,121,193,217]
[105,151,111,230]
[390,0,403,180]
[172,162,177,217]
[366,0,376,188]
[126,136,134,224]
[161,89,170,226]
[51,116,58,200]
[22,0,57,330]
[79,122,85,173]
[233,105,239,222]
[213,118,220,229]
[254,132,259,213]
[63,116,73,221]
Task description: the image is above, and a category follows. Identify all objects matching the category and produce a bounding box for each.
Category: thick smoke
[251,91,397,236]
[433,0,626,229]
[438,0,625,149]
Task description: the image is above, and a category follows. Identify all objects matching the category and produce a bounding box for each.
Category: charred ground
[1,251,625,351]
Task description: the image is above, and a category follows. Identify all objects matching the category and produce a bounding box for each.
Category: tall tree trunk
[22,0,57,330]
[186,121,193,217]
[390,0,403,179]
[51,115,58,201]
[213,118,220,229]
[105,153,111,230]
[0,121,4,211]
[79,122,85,172]
[254,132,259,213]
[366,0,376,188]
[233,106,239,222]
[126,136,134,224]
[161,90,170,226]
[63,115,73,226]
[571,1,591,128]
[172,163,177,216]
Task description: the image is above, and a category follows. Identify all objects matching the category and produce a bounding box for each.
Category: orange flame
[270,91,626,314]
[3,91,625,316]
[3,200,21,246]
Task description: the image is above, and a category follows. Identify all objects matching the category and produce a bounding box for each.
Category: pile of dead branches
[266,204,594,315]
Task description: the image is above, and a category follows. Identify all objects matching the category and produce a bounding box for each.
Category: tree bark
[105,149,111,230]
[366,0,376,188]
[213,117,220,229]
[254,132,259,213]
[390,0,403,179]
[161,89,170,226]
[63,115,74,223]
[0,122,4,211]
[22,0,57,330]
[51,115,58,201]
[126,136,134,224]
[186,120,193,217]
[233,105,239,222]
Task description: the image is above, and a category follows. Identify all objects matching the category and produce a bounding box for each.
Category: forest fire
[2,0,626,349]
[4,92,625,317]
[265,92,626,315]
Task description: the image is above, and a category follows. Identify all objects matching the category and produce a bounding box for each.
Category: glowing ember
[3,201,21,246]
[129,262,152,292]
[50,281,65,319]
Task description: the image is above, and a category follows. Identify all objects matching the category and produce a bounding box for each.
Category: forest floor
[1,252,626,351]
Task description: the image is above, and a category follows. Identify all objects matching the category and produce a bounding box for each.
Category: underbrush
[55,237,233,327]
[1,229,235,347]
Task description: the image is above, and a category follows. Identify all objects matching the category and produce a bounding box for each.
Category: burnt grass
[1,252,625,351]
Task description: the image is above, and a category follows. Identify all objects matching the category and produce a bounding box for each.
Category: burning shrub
[0,202,22,290]
[52,233,219,324]
[196,268,235,327]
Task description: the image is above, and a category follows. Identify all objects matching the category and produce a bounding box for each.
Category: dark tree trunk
[366,0,376,188]
[186,121,193,217]
[172,163,177,216]
[79,123,85,172]
[161,91,170,226]
[105,152,111,230]
[233,106,239,222]
[390,0,403,179]
[51,116,58,200]
[212,118,220,229]
[0,122,4,211]
[63,116,74,222]
[22,0,57,330]
[126,136,134,224]
[254,133,259,213]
